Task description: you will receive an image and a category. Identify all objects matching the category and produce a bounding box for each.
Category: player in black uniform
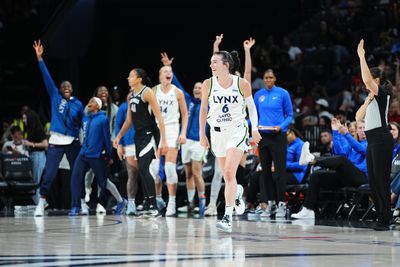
[114,68,167,217]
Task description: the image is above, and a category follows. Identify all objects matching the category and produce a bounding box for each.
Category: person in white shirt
[150,65,188,216]
[199,50,261,232]
[2,126,29,157]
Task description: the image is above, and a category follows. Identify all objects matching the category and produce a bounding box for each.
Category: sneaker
[69,207,80,216]
[85,188,92,203]
[275,204,287,218]
[234,184,245,215]
[165,203,176,217]
[393,209,400,217]
[205,203,218,216]
[156,198,166,210]
[216,214,232,232]
[260,205,275,218]
[96,203,106,214]
[114,199,128,215]
[177,204,193,213]
[254,205,264,214]
[291,207,315,219]
[299,141,315,166]
[81,200,89,216]
[137,200,146,212]
[34,198,47,217]
[126,201,137,216]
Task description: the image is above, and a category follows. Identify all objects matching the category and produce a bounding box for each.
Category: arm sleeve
[38,60,58,98]
[245,96,258,128]
[278,91,294,129]
[344,133,367,155]
[332,130,350,156]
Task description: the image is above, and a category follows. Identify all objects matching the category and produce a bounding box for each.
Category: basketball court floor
[0,211,399,266]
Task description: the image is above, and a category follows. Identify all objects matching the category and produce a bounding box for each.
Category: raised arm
[213,34,223,53]
[243,38,255,83]
[143,88,168,154]
[160,52,192,103]
[357,39,379,95]
[33,40,58,98]
[241,78,261,144]
[199,79,210,148]
[177,89,188,144]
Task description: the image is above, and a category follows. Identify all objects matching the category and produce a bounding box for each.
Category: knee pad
[149,159,160,181]
[165,162,178,184]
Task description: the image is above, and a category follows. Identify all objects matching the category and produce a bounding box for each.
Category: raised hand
[33,40,44,60]
[160,52,174,66]
[331,118,339,131]
[243,37,256,50]
[213,34,223,52]
[338,125,348,135]
[357,39,365,58]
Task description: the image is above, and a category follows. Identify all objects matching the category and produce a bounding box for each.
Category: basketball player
[114,68,167,217]
[150,65,188,217]
[199,51,261,232]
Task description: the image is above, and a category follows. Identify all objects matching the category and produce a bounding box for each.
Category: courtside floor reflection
[0,213,399,266]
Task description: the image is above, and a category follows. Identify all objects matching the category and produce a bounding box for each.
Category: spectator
[285,127,308,184]
[388,99,400,123]
[320,129,333,156]
[292,119,368,219]
[2,126,29,156]
[22,108,48,204]
[315,98,334,119]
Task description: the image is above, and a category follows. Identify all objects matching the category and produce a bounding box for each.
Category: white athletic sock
[225,206,234,221]
[187,189,195,203]
[106,179,123,202]
[128,198,135,204]
[169,196,176,206]
[198,191,205,198]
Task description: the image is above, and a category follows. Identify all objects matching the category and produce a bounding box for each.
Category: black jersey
[365,85,390,131]
[129,86,157,133]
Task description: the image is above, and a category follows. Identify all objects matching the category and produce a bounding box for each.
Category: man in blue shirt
[254,69,293,218]
[285,128,308,184]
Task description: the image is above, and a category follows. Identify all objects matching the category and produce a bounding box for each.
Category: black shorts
[134,126,160,159]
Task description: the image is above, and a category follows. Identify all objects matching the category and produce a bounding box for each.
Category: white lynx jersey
[155,84,180,125]
[207,75,246,127]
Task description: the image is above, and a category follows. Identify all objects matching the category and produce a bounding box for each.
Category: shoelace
[221,214,230,223]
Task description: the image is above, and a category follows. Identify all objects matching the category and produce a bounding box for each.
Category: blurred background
[0,0,399,131]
